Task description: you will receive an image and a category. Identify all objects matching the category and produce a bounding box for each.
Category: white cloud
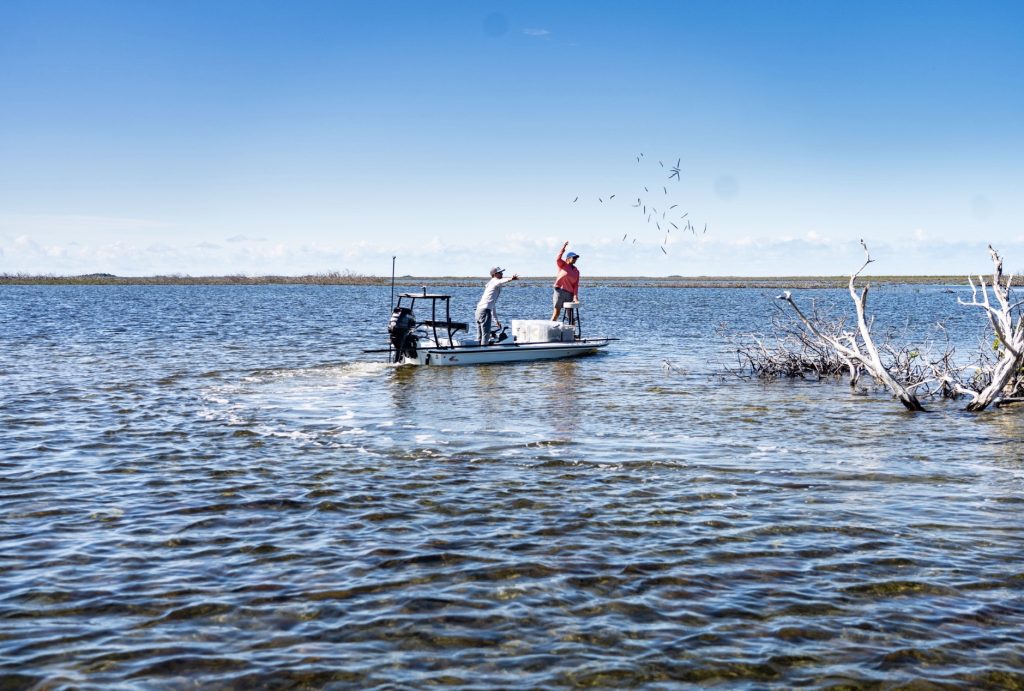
[13,235,41,252]
[2,230,1021,278]
[524,28,551,38]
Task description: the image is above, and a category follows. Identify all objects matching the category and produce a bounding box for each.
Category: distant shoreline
[0,272,972,288]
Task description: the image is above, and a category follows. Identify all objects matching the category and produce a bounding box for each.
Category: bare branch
[724,245,1024,413]
[945,246,1024,410]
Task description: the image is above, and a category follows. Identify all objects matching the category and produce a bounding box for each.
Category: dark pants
[475,307,493,345]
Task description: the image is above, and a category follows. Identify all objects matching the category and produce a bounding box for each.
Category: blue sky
[2,1,1022,277]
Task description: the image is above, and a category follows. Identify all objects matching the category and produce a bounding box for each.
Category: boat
[378,289,611,366]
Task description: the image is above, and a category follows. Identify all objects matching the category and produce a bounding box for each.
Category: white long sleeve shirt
[476,276,515,313]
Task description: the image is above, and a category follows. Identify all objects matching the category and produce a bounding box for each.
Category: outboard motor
[388,306,418,363]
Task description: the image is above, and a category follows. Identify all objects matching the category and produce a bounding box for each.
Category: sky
[1,0,1023,277]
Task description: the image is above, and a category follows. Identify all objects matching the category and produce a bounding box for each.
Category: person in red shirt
[550,240,580,321]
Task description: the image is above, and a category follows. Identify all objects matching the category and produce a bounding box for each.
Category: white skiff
[373,289,611,366]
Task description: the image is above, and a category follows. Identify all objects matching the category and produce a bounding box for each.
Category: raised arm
[493,274,518,326]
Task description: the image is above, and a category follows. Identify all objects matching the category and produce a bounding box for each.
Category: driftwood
[776,242,925,411]
[944,246,1024,411]
[728,244,1024,412]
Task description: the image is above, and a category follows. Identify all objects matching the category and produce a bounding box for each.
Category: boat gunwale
[420,338,612,354]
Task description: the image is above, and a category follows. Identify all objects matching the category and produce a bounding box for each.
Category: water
[2,283,1023,688]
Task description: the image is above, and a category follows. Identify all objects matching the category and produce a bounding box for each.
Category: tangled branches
[721,301,850,380]
[724,244,1024,412]
[722,302,942,398]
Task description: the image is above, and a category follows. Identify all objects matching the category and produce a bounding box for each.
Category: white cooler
[511,320,576,343]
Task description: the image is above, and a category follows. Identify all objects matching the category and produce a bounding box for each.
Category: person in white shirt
[475,266,519,345]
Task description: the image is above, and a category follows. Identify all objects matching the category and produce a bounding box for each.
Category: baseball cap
[565,252,579,259]
[490,266,505,276]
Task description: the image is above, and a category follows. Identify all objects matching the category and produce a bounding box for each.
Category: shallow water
[2,283,1023,688]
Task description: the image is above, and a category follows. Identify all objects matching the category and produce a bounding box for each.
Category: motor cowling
[388,307,418,362]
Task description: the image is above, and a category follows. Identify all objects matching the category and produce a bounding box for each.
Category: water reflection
[543,359,584,439]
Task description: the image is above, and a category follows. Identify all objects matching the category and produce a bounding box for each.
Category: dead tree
[776,241,926,411]
[726,244,1024,412]
[941,246,1024,411]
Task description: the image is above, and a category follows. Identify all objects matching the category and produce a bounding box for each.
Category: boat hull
[402,339,610,366]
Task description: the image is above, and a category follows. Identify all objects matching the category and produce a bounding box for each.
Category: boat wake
[197,360,393,445]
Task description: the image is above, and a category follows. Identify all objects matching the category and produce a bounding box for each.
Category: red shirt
[553,256,579,297]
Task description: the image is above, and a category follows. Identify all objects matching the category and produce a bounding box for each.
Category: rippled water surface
[2,284,1024,688]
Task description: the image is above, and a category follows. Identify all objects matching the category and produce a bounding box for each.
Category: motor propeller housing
[388,306,418,362]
